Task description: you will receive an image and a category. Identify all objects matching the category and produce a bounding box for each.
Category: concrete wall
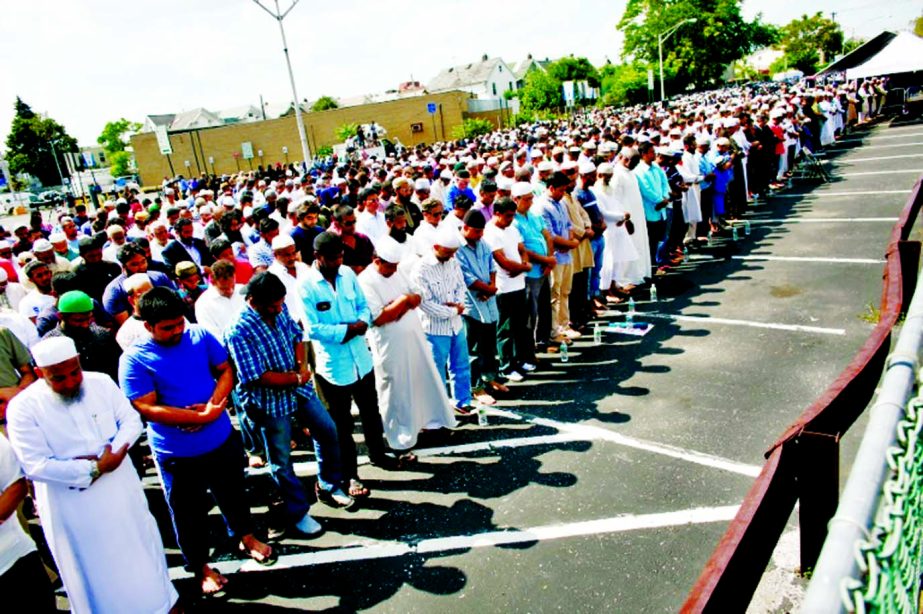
[131,90,471,187]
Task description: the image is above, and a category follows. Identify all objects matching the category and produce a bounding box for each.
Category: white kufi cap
[32,337,79,368]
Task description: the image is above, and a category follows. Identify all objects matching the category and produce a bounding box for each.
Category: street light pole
[48,139,66,188]
[658,18,697,101]
[253,0,312,168]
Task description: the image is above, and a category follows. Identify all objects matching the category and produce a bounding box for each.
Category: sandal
[238,542,277,567]
[395,451,418,468]
[348,478,371,498]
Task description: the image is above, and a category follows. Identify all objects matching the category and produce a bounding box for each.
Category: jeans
[155,432,255,570]
[315,370,387,477]
[525,275,551,351]
[426,330,472,406]
[464,315,498,386]
[248,389,343,520]
[497,289,531,373]
[589,237,605,299]
[655,207,673,266]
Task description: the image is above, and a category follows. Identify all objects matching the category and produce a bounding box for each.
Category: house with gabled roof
[427,55,517,99]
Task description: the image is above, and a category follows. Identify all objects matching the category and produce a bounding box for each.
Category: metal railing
[802,278,923,612]
[681,174,923,613]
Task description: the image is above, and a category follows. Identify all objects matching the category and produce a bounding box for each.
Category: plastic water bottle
[707,230,713,246]
[477,405,489,426]
[731,226,739,242]
[683,245,689,259]
[744,220,751,236]
[650,285,658,303]
[627,297,636,325]
[560,342,569,362]
[593,322,602,345]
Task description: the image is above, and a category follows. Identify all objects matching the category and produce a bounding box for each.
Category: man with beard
[73,237,123,305]
[42,291,121,382]
[7,336,179,613]
[161,218,215,276]
[392,177,422,233]
[119,287,275,598]
[103,243,175,327]
[18,261,56,323]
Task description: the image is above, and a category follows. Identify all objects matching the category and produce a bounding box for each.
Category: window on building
[492,83,497,96]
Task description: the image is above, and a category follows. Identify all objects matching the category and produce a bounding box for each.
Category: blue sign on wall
[427,102,437,114]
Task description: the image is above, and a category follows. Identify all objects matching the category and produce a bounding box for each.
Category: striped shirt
[411,252,466,336]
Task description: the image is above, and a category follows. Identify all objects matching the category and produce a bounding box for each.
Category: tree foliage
[5,97,78,187]
[915,12,923,38]
[311,96,339,112]
[451,118,494,141]
[97,118,141,155]
[598,62,651,107]
[617,0,777,94]
[842,37,866,56]
[518,69,563,113]
[335,123,358,142]
[108,151,133,178]
[777,12,844,73]
[547,56,601,88]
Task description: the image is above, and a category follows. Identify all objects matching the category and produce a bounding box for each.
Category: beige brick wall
[132,90,471,186]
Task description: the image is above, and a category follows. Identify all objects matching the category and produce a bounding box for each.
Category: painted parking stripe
[841,153,923,164]
[731,255,884,264]
[773,189,911,198]
[836,132,923,143]
[747,217,898,224]
[644,312,846,336]
[837,169,923,177]
[168,505,741,579]
[829,141,923,151]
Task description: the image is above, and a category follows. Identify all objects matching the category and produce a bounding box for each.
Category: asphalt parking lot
[33,120,923,613]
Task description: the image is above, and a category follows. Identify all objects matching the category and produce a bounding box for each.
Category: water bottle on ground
[593,322,602,345]
[560,342,569,362]
[744,220,751,236]
[683,245,689,260]
[627,297,636,325]
[477,405,489,426]
[731,226,739,242]
[650,285,658,303]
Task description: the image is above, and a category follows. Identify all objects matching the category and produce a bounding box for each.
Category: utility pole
[253,0,312,165]
[658,18,697,102]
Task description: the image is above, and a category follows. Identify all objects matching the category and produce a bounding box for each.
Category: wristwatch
[89,461,101,481]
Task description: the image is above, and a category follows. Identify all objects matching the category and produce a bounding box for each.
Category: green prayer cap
[58,290,93,314]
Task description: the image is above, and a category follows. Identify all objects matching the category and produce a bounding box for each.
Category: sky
[1,0,919,147]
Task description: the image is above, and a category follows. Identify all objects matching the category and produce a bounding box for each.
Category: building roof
[846,31,923,80]
[428,56,508,92]
[817,31,897,75]
[170,107,222,131]
[512,55,551,80]
[217,105,262,123]
[144,114,176,130]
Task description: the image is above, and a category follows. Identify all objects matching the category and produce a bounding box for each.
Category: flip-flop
[239,543,278,567]
[349,478,371,498]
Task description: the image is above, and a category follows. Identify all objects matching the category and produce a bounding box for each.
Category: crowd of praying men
[0,78,889,609]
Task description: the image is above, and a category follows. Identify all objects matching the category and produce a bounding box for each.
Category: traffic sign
[427,102,437,114]
[154,125,173,155]
[241,142,254,160]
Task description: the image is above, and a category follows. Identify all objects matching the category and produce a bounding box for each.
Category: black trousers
[315,371,387,477]
[0,552,56,613]
[568,270,590,327]
[464,315,499,385]
[155,432,254,571]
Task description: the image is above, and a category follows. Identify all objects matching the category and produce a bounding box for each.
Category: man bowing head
[7,337,178,614]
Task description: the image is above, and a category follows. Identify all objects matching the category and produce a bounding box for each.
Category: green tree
[310,96,339,112]
[5,97,78,187]
[778,12,844,73]
[598,62,651,107]
[915,12,923,37]
[97,118,141,154]
[335,123,358,142]
[450,118,494,141]
[519,70,563,113]
[108,151,133,177]
[547,56,601,88]
[617,0,777,95]
[842,37,866,55]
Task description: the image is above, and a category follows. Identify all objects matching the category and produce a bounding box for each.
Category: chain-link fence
[839,393,923,613]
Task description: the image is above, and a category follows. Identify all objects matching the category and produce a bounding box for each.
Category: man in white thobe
[610,148,650,287]
[592,164,639,295]
[358,241,457,452]
[6,337,178,614]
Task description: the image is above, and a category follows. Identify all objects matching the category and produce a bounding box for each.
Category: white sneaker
[563,328,582,339]
[521,363,537,372]
[295,513,323,536]
[505,371,525,382]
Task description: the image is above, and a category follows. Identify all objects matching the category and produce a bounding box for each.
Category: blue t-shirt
[103,270,175,318]
[514,211,549,279]
[119,325,232,458]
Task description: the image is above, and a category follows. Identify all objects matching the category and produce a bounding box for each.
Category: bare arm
[0,478,26,523]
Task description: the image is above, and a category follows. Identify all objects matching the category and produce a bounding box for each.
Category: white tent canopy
[847,32,923,80]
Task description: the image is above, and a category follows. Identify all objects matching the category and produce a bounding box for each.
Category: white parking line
[843,154,923,164]
[644,312,846,336]
[837,169,922,177]
[747,217,898,224]
[168,505,741,579]
[731,255,884,264]
[837,132,923,143]
[830,141,923,150]
[773,190,911,198]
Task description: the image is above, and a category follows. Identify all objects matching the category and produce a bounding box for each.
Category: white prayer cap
[287,202,300,214]
[219,195,236,208]
[271,234,295,251]
[375,237,405,263]
[560,160,578,171]
[434,225,463,249]
[439,169,453,180]
[581,141,597,150]
[529,149,543,158]
[0,240,11,250]
[597,162,615,175]
[243,206,253,218]
[414,178,431,191]
[497,177,515,191]
[722,118,739,128]
[32,239,53,253]
[32,336,79,368]
[696,136,712,146]
[537,160,554,172]
[578,161,596,175]
[511,182,533,198]
[655,147,671,157]
[334,177,347,185]
[715,137,731,147]
[124,273,152,295]
[194,197,207,207]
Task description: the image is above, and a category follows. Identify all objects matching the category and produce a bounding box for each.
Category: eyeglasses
[341,219,356,227]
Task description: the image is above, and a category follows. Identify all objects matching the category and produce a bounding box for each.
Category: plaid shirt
[225,304,311,418]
